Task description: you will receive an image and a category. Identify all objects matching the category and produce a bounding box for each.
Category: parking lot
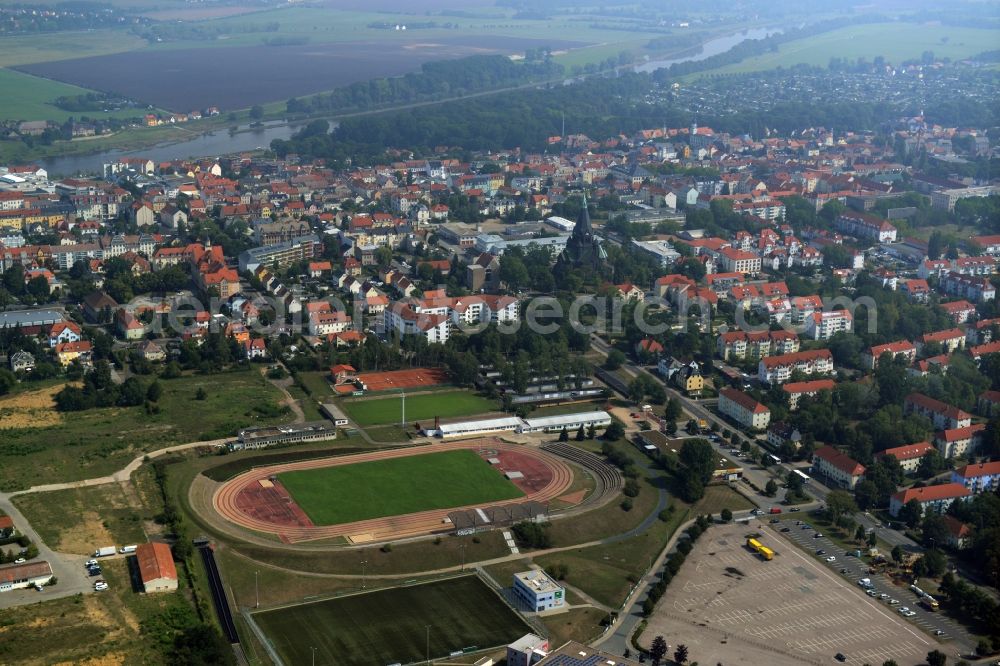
[778,516,965,641]
[640,521,936,666]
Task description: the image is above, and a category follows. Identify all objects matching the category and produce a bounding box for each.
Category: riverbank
[2,24,784,174]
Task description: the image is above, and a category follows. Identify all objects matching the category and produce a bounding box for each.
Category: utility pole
[426,625,431,664]
[255,570,259,609]
[311,646,317,666]
[401,388,406,428]
[361,556,368,589]
[460,543,467,572]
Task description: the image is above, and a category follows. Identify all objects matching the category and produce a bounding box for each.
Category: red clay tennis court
[357,367,449,391]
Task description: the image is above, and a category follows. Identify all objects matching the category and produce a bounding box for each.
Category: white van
[119,545,138,554]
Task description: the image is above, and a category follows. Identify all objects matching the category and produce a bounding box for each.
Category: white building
[518,411,612,434]
[718,388,771,430]
[513,570,565,612]
[805,310,852,340]
[507,634,549,666]
[436,416,524,439]
[758,349,834,385]
[0,561,53,592]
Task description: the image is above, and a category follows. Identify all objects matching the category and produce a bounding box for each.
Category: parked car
[770,518,780,524]
[814,533,823,538]
[781,527,791,532]
[14,557,25,564]
[789,507,800,512]
[898,607,910,614]
[835,654,846,662]
[903,610,917,617]
[889,599,900,605]
[816,549,826,555]
[94,580,108,591]
[826,556,836,562]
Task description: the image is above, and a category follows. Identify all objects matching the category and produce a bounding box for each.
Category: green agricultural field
[699,23,1000,77]
[278,449,523,525]
[0,29,146,67]
[0,68,153,122]
[253,575,530,666]
[0,371,287,492]
[340,390,496,426]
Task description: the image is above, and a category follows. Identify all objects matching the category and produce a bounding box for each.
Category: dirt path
[260,367,305,424]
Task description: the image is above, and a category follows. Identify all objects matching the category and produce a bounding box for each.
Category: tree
[678,439,715,484]
[825,490,858,523]
[917,449,947,479]
[673,644,689,664]
[648,636,668,666]
[720,508,732,522]
[926,649,947,666]
[575,424,586,441]
[899,499,923,529]
[249,105,264,120]
[195,387,207,401]
[146,380,162,402]
[764,480,778,497]
[664,397,682,421]
[604,421,625,440]
[559,427,569,442]
[891,545,904,564]
[605,349,626,370]
[855,525,867,542]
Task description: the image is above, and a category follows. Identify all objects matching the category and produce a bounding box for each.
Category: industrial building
[0,560,53,592]
[136,542,178,593]
[436,416,524,439]
[431,411,612,438]
[507,634,550,666]
[512,570,565,612]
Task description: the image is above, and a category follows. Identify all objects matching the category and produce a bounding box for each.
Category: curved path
[212,440,574,544]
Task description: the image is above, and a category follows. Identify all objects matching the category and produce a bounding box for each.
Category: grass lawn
[12,484,151,555]
[0,370,287,492]
[340,390,496,427]
[0,68,158,122]
[698,23,1000,77]
[536,504,688,609]
[541,606,608,646]
[253,575,530,666]
[694,484,755,515]
[278,449,523,525]
[0,533,197,665]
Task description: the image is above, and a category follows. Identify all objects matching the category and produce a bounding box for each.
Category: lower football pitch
[253,575,532,666]
[277,449,524,525]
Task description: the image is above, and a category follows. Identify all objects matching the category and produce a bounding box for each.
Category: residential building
[9,350,34,373]
[934,423,986,459]
[940,272,996,303]
[717,247,762,275]
[835,211,897,242]
[805,309,852,340]
[812,445,866,490]
[880,441,934,473]
[951,461,1000,495]
[308,310,352,337]
[782,379,836,410]
[55,340,92,366]
[136,542,178,593]
[889,483,971,518]
[512,570,565,612]
[758,349,834,385]
[942,515,972,550]
[718,388,771,430]
[978,390,1000,417]
[904,393,972,430]
[916,328,966,353]
[47,321,81,348]
[238,234,321,272]
[716,330,798,360]
[863,340,916,370]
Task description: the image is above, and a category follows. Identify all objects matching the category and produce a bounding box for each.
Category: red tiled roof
[935,423,986,442]
[136,542,177,585]
[953,460,1000,479]
[892,483,970,505]
[782,379,836,394]
[880,441,933,462]
[719,388,769,414]
[814,445,865,476]
[905,393,971,421]
[760,349,832,369]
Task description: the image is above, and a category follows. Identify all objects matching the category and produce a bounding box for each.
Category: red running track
[211,439,574,544]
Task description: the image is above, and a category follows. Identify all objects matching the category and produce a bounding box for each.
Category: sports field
[277,449,523,525]
[254,575,531,666]
[340,390,496,426]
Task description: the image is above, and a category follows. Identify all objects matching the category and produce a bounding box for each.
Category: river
[633,26,782,74]
[40,27,781,177]
[40,118,324,177]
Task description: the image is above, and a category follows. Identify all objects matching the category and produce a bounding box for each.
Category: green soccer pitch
[339,390,496,426]
[277,449,524,525]
[253,575,531,666]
